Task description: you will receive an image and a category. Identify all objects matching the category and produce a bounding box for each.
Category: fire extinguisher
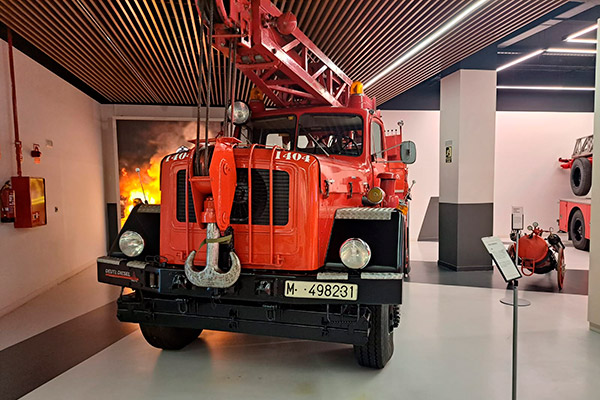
[1,180,15,223]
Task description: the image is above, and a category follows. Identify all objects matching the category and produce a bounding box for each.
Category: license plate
[284,281,358,301]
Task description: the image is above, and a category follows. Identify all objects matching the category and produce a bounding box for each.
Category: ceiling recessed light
[496,49,544,71]
[364,0,491,89]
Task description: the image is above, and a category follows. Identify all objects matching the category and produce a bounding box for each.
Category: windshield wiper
[306,132,330,156]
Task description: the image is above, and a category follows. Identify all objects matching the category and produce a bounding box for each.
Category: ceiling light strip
[566,23,598,41]
[497,85,594,91]
[364,0,491,89]
[360,1,483,86]
[546,48,596,54]
[343,1,450,79]
[496,49,544,71]
[366,0,561,102]
[567,38,597,44]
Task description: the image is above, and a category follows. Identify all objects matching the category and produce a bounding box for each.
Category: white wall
[381,111,440,235]
[0,42,105,316]
[381,110,593,237]
[494,112,593,234]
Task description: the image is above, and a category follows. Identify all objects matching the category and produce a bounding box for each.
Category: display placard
[481,236,522,282]
[511,206,524,231]
[445,140,453,163]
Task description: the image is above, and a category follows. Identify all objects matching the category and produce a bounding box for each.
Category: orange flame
[119,155,163,225]
[117,119,222,226]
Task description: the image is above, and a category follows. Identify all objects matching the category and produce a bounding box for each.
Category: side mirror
[400,141,416,164]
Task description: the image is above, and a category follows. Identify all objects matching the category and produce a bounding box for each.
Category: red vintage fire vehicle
[508,222,566,290]
[558,134,593,197]
[558,135,592,250]
[559,198,590,250]
[97,0,415,369]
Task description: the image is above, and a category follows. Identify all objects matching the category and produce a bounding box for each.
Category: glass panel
[297,114,363,156]
[248,115,296,150]
[371,122,382,156]
[265,133,292,150]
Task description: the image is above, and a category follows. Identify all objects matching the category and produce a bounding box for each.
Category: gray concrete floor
[16,282,600,400]
[2,241,598,399]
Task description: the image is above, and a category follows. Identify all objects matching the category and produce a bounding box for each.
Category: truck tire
[353,305,395,369]
[569,209,590,251]
[139,324,202,350]
[570,158,592,196]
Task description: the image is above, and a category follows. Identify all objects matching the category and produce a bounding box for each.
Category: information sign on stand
[481,237,522,282]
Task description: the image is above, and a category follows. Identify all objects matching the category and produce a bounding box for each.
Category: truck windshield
[247,115,297,150]
[297,114,363,156]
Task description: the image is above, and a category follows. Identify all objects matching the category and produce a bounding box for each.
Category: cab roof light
[250,87,264,101]
[351,81,364,95]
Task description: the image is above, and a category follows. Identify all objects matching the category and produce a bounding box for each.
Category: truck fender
[324,208,405,272]
[109,204,161,259]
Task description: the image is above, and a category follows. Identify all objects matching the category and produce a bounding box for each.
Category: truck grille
[231,168,289,226]
[176,169,197,223]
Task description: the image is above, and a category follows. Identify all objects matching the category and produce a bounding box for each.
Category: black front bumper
[97,256,403,305]
[118,292,372,345]
[99,257,402,346]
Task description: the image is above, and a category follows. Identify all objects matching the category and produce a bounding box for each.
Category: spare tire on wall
[570,157,592,196]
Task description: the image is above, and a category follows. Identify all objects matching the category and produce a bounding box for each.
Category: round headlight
[226,101,251,125]
[119,231,145,257]
[339,238,371,270]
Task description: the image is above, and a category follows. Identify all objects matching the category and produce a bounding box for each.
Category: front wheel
[569,209,589,251]
[353,305,395,369]
[140,324,202,350]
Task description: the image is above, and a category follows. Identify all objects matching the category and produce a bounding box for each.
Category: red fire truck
[97,0,415,369]
[558,135,592,250]
[559,199,590,250]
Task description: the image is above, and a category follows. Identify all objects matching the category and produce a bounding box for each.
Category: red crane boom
[208,0,360,108]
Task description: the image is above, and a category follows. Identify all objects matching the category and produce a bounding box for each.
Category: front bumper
[117,292,372,345]
[97,256,403,305]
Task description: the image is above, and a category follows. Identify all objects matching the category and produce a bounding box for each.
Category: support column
[438,69,496,271]
[588,19,600,333]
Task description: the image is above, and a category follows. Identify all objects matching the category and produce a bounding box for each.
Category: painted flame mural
[116,119,221,225]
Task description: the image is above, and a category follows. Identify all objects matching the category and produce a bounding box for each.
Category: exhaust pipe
[184,222,241,288]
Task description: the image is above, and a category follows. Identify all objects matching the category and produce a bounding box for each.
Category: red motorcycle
[508,222,566,290]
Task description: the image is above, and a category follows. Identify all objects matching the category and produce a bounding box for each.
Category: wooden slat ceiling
[0,0,567,106]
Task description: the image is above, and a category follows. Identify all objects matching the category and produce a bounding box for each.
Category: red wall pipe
[7,29,23,177]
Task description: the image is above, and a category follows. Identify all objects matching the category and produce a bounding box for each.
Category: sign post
[481,235,528,400]
[501,207,531,308]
